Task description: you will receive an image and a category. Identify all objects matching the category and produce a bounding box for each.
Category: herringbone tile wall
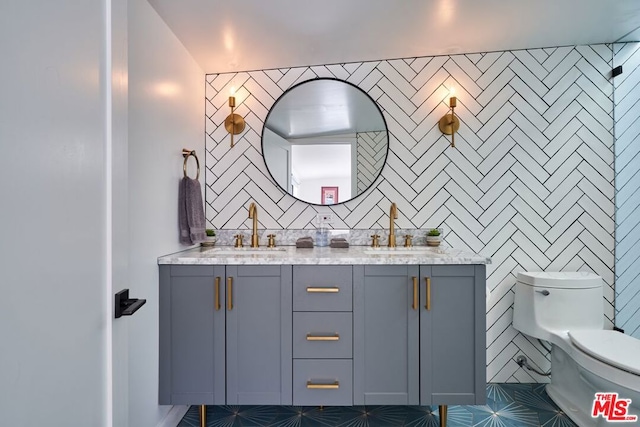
[614,42,640,339]
[204,44,616,382]
[356,131,387,194]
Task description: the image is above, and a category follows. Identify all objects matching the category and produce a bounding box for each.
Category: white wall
[263,127,290,191]
[0,1,111,425]
[128,0,204,426]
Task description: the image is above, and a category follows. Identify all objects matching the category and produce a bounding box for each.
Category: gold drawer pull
[412,277,418,310]
[307,381,339,389]
[426,277,431,311]
[306,334,340,341]
[227,277,233,311]
[306,287,339,293]
[215,277,221,311]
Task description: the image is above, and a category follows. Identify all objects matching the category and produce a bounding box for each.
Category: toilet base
[547,346,640,427]
[546,384,597,427]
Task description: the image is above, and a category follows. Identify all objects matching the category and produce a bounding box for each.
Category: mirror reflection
[262,78,389,205]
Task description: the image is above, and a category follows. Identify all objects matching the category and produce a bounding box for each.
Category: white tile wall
[356,131,387,193]
[614,42,640,339]
[205,45,616,382]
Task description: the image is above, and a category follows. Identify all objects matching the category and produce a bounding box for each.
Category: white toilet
[513,271,640,427]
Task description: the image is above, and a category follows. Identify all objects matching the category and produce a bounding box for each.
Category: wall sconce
[438,95,460,148]
[224,95,245,148]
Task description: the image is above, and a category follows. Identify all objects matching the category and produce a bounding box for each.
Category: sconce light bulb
[230,85,236,96]
[450,87,455,96]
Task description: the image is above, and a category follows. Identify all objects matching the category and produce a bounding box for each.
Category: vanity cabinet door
[158,265,226,405]
[420,265,486,405]
[225,265,293,405]
[353,265,419,405]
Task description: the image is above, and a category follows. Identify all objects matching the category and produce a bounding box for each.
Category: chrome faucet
[389,202,398,247]
[248,202,259,247]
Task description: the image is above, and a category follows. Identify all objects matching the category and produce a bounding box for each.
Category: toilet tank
[513,272,603,341]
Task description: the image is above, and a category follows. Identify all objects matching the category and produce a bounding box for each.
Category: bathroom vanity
[158,245,489,424]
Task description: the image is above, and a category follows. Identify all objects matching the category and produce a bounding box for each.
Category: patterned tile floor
[178,383,578,426]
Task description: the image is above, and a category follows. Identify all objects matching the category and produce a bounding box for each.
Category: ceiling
[147,0,640,74]
[265,79,386,139]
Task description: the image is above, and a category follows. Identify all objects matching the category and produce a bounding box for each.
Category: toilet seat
[568,330,640,376]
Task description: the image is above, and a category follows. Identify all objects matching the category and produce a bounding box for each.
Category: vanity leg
[438,405,447,427]
[199,405,207,427]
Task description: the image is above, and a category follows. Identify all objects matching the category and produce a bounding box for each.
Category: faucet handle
[234,234,244,248]
[371,234,380,248]
[404,234,413,247]
[267,234,276,248]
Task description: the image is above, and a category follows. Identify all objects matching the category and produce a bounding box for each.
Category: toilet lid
[569,330,640,375]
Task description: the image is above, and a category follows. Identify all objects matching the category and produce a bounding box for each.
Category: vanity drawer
[293,312,352,359]
[293,266,352,311]
[293,359,353,406]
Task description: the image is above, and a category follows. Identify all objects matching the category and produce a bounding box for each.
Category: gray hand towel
[330,238,349,248]
[296,237,314,248]
[179,177,206,245]
[178,177,191,244]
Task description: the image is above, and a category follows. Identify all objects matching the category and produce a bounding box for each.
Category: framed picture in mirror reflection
[321,187,339,205]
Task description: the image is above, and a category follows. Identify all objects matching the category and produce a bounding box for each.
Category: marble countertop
[158,245,491,265]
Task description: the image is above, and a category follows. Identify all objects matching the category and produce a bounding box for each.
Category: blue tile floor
[178,383,578,426]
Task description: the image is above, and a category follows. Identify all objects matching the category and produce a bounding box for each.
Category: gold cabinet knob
[371,234,380,248]
[234,234,244,248]
[267,234,276,248]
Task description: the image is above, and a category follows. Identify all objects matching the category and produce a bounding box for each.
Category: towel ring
[182,149,200,180]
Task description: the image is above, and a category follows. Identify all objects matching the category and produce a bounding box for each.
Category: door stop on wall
[114,289,146,319]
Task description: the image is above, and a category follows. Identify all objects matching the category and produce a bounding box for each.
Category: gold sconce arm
[225,95,246,148]
[438,96,460,148]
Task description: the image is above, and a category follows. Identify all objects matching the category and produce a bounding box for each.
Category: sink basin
[205,247,287,255]
[362,247,445,255]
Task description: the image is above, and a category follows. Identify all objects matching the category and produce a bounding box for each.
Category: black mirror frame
[261,77,390,207]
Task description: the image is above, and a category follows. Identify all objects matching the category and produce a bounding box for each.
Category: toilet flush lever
[536,290,550,296]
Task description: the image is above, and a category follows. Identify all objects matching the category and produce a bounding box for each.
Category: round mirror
[262,78,389,206]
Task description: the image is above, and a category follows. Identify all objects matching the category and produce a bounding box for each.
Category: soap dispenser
[315,216,329,247]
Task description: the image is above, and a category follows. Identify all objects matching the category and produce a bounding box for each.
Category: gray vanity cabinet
[160,261,486,410]
[292,265,354,406]
[158,265,226,405]
[159,264,292,406]
[353,265,420,405]
[225,265,293,405]
[353,264,486,406]
[420,265,486,405]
